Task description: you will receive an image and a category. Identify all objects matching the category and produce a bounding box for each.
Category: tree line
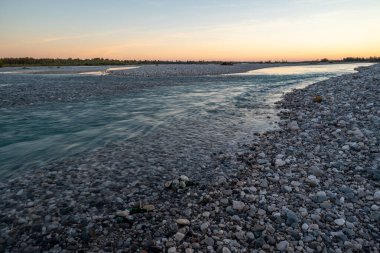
[0,57,379,67]
[0,57,237,67]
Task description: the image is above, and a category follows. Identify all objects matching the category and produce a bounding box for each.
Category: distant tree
[0,59,3,67]
[320,58,329,62]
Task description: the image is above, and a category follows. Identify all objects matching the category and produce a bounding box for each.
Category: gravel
[0,64,379,252]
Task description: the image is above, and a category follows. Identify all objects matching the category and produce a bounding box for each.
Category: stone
[164,181,172,188]
[204,237,214,246]
[277,240,289,251]
[168,247,177,253]
[286,210,299,225]
[232,200,245,210]
[307,175,320,185]
[283,186,292,192]
[309,166,323,177]
[275,159,286,167]
[180,175,189,182]
[334,218,345,226]
[222,247,232,253]
[315,191,327,203]
[174,232,185,241]
[115,210,130,217]
[302,223,309,231]
[176,219,190,225]
[288,121,300,131]
[374,191,380,200]
[200,222,209,232]
[142,204,155,211]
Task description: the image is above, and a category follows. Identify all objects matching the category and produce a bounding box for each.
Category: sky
[1,0,380,61]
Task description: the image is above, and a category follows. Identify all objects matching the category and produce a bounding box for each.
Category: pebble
[176,219,190,225]
[287,121,300,130]
[204,237,214,246]
[1,64,379,252]
[174,232,185,241]
[232,200,245,210]
[334,218,346,226]
[374,191,380,200]
[277,240,289,251]
[222,247,232,253]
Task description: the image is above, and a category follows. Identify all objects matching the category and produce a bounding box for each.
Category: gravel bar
[0,64,379,252]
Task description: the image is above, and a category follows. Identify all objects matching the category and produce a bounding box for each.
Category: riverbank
[0,64,379,252]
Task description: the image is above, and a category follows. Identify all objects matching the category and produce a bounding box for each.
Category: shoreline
[0,64,379,252]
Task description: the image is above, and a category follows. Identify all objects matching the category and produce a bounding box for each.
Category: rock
[115,210,130,217]
[185,249,194,253]
[204,236,214,246]
[371,205,379,211]
[374,191,380,200]
[174,232,185,241]
[286,210,299,225]
[222,247,232,253]
[331,231,348,242]
[287,121,300,131]
[176,219,190,226]
[247,232,255,240]
[164,181,172,188]
[275,159,286,167]
[283,186,292,192]
[313,95,322,103]
[334,218,345,226]
[307,175,320,186]
[309,166,323,177]
[168,247,177,253]
[180,175,189,182]
[142,204,155,211]
[315,191,327,203]
[232,200,245,210]
[277,240,289,251]
[179,181,186,188]
[200,222,209,232]
[302,223,309,231]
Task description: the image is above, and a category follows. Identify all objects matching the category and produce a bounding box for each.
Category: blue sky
[1,0,380,60]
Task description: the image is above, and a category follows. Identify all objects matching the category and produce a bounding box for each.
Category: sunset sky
[1,0,379,61]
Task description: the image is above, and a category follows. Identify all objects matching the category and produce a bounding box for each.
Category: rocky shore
[0,64,379,252]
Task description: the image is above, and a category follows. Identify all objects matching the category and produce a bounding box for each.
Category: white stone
[302,223,309,231]
[275,159,286,167]
[288,121,300,131]
[334,218,345,226]
[180,175,189,182]
[168,247,177,253]
[115,210,130,217]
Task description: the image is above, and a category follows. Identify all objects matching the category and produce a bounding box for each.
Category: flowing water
[0,63,372,179]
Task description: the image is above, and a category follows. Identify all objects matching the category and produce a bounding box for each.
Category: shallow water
[0,63,372,178]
